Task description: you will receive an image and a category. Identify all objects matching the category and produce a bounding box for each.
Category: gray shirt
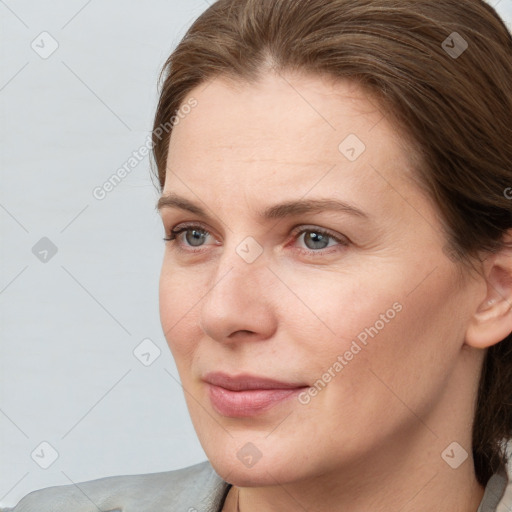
[1,460,510,511]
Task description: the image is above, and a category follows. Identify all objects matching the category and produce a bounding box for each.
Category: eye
[163,223,215,252]
[163,223,349,257]
[290,226,348,255]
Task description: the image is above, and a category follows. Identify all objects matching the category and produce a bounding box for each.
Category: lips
[203,372,308,417]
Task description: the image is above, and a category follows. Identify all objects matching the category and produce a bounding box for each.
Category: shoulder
[0,460,230,512]
[480,440,512,511]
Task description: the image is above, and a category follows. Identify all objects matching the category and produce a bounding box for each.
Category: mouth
[203,372,309,417]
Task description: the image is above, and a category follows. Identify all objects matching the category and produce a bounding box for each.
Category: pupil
[305,231,328,250]
[186,229,206,247]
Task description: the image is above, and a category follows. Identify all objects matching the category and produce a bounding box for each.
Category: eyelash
[163,222,349,256]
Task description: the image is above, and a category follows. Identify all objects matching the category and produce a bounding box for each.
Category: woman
[4,0,512,510]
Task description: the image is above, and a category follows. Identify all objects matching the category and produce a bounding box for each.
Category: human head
[152,0,512,488]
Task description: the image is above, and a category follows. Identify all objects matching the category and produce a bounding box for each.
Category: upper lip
[203,372,308,391]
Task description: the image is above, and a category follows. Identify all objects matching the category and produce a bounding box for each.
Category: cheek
[324,271,465,420]
[280,267,403,357]
[290,261,464,398]
[159,263,201,362]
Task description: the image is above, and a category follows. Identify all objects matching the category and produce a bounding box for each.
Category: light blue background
[1,0,511,507]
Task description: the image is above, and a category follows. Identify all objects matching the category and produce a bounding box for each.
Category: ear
[465,236,512,349]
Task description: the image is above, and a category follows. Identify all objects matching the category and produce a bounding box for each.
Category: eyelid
[175,222,216,235]
[289,224,349,245]
[165,221,218,244]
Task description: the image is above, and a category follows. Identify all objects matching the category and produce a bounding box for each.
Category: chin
[203,440,309,487]
[208,456,293,487]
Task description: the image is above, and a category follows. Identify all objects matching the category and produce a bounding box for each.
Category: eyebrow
[156,192,369,221]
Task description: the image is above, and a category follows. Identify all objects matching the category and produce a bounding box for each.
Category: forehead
[163,71,423,221]
[169,71,391,160]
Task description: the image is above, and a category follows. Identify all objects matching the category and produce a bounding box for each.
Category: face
[158,71,483,486]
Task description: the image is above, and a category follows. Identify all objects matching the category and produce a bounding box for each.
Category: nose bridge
[213,233,267,292]
[199,236,276,341]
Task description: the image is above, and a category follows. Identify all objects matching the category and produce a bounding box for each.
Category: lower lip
[207,384,305,417]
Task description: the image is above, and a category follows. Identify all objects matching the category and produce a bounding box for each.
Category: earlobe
[465,253,512,349]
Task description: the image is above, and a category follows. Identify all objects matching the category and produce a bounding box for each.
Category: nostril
[231,330,254,336]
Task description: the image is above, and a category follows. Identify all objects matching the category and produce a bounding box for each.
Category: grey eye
[184,228,208,247]
[301,231,331,250]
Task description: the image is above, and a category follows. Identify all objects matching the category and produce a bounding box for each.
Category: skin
[158,70,512,511]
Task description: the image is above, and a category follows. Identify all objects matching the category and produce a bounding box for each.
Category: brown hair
[151,0,512,486]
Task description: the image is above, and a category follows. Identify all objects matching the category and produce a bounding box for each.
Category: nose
[199,246,278,344]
